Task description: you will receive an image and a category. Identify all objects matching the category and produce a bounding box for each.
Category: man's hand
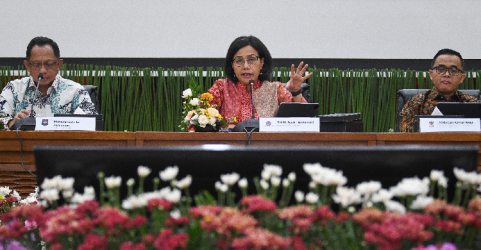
[8,110,31,128]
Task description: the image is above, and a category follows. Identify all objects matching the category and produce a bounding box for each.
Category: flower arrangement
[0,164,480,250]
[179,81,231,132]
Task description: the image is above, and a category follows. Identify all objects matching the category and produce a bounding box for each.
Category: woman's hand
[286,61,313,93]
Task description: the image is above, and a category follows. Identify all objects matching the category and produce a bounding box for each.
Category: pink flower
[231,228,291,250]
[239,195,277,213]
[153,228,188,250]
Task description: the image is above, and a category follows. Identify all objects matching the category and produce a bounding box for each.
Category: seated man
[400,48,478,132]
[0,36,98,130]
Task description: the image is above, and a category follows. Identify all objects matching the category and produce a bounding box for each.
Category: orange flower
[200,93,213,102]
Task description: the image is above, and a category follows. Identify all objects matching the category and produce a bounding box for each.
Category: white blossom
[430,170,445,181]
[305,192,319,204]
[390,177,429,197]
[332,186,362,208]
[40,176,61,190]
[295,191,304,203]
[453,167,481,185]
[303,163,322,176]
[127,178,135,187]
[371,189,393,203]
[208,117,216,126]
[176,175,192,189]
[62,190,73,199]
[288,172,296,182]
[105,176,122,189]
[309,181,317,189]
[197,115,208,127]
[170,209,182,219]
[40,189,59,203]
[220,172,240,186]
[263,164,282,177]
[137,166,152,178]
[122,195,148,210]
[261,170,271,181]
[182,88,192,98]
[282,179,290,187]
[84,186,96,198]
[165,189,182,203]
[160,166,179,181]
[238,178,248,188]
[189,98,199,106]
[410,196,434,210]
[260,179,269,190]
[19,196,37,205]
[215,181,222,190]
[271,176,281,187]
[11,190,21,201]
[438,176,448,188]
[218,183,228,193]
[58,177,75,191]
[384,200,406,214]
[356,181,382,196]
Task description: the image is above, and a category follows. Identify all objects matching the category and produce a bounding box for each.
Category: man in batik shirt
[0,36,97,130]
[400,49,478,132]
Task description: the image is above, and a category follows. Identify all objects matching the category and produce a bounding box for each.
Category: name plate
[418,117,480,132]
[259,117,320,132]
[35,117,96,131]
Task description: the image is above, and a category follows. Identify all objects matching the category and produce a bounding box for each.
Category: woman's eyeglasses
[232,56,259,67]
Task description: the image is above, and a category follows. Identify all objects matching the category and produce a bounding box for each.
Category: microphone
[232,79,260,133]
[10,73,43,130]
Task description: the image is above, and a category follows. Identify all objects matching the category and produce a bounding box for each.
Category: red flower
[153,228,188,250]
[120,241,146,250]
[77,233,108,250]
[126,215,148,229]
[239,195,277,213]
[231,228,291,250]
[147,198,173,212]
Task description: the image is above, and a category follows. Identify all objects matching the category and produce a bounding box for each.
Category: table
[1,131,480,197]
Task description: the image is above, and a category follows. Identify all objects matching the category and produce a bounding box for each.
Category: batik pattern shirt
[208,78,307,125]
[0,75,98,129]
[400,87,478,132]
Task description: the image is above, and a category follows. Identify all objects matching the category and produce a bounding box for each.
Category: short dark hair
[26,36,60,60]
[431,48,464,70]
[224,36,273,82]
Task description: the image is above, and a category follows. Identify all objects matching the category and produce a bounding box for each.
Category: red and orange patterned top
[400,87,478,132]
[208,79,307,125]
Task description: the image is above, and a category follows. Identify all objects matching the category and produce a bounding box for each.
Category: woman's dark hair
[26,36,60,60]
[224,36,273,82]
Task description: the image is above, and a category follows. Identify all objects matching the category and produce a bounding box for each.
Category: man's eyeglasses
[28,60,59,71]
[432,65,463,76]
[232,56,259,67]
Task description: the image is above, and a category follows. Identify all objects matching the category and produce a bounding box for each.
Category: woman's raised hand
[286,61,313,92]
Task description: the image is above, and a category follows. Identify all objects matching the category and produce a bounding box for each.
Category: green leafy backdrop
[1,65,480,132]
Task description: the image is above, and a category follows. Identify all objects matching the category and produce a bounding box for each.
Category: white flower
[40,176,61,190]
[390,177,429,197]
[11,190,21,201]
[347,206,356,213]
[215,181,222,190]
[122,195,148,210]
[19,196,37,205]
[453,167,480,185]
[263,164,282,177]
[62,189,74,199]
[309,181,317,189]
[238,178,248,188]
[303,163,322,176]
[170,209,181,219]
[282,179,290,187]
[430,170,445,181]
[218,183,228,193]
[356,181,382,196]
[261,170,271,181]
[105,176,122,189]
[137,166,152,178]
[176,175,192,189]
[197,115,208,127]
[84,186,95,197]
[371,189,393,203]
[160,166,179,181]
[295,191,304,203]
[305,192,319,204]
[208,117,216,126]
[182,88,192,98]
[220,172,240,186]
[410,196,434,210]
[58,177,75,191]
[332,186,362,208]
[288,172,296,182]
[384,200,406,214]
[438,176,448,188]
[165,189,182,203]
[39,189,59,203]
[271,176,281,187]
[260,179,269,190]
[189,98,199,106]
[127,178,135,187]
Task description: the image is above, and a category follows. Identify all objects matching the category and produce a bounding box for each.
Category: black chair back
[83,85,100,113]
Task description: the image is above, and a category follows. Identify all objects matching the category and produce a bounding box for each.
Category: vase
[194,126,218,132]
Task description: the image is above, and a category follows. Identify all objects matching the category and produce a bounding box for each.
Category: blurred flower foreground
[0,163,480,250]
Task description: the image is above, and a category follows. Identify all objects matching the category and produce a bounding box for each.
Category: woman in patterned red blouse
[208,35,313,129]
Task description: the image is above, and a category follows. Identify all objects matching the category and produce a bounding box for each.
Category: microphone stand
[10,73,43,131]
[232,80,259,145]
